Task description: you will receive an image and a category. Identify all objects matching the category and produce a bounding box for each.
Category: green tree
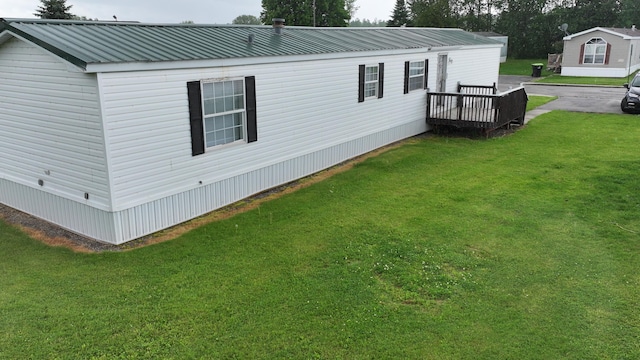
[410,0,457,28]
[571,0,621,31]
[387,0,411,27]
[350,18,387,27]
[71,15,97,21]
[345,0,359,19]
[618,0,640,28]
[455,0,497,31]
[232,15,262,25]
[494,0,553,58]
[260,0,350,26]
[34,0,74,19]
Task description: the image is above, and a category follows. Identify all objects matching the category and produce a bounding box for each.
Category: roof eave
[0,22,87,70]
[0,30,13,45]
[563,27,640,41]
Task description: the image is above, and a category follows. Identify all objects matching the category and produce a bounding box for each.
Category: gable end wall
[0,37,114,240]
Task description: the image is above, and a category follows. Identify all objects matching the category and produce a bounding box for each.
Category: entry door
[437,54,448,92]
[436,54,448,105]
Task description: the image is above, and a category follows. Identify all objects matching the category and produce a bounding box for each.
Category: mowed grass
[527,95,556,111]
[1,112,640,358]
[499,58,550,76]
[537,74,631,86]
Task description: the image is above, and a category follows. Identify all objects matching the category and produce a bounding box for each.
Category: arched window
[580,37,610,65]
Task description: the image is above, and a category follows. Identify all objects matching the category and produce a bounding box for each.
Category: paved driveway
[498,75,628,114]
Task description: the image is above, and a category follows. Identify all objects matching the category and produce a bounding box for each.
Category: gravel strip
[0,203,123,252]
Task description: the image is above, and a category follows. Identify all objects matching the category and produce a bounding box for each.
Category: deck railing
[426,85,527,130]
[458,82,497,95]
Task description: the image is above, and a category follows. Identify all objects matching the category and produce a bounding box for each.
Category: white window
[364,65,379,98]
[408,60,425,91]
[201,79,246,148]
[583,37,607,64]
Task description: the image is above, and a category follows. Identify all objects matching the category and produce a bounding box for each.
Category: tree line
[34,0,640,59]
[33,0,381,28]
[387,0,640,58]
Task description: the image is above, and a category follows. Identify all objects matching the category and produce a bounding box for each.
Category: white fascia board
[563,27,607,40]
[0,30,14,45]
[84,44,500,73]
[563,27,637,41]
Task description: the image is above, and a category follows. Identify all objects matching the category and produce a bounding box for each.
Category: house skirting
[0,121,427,244]
[561,65,640,78]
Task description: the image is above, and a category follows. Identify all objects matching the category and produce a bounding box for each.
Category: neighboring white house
[473,32,508,62]
[561,26,640,77]
[0,18,502,244]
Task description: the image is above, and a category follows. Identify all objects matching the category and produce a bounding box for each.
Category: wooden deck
[426,84,528,131]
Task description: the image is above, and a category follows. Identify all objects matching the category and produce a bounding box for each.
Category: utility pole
[313,0,316,27]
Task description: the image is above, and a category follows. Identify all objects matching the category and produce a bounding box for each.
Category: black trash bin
[531,63,543,77]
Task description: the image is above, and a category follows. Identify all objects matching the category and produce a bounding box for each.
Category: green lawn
[535,74,632,86]
[527,95,556,111]
[2,112,640,358]
[499,58,551,76]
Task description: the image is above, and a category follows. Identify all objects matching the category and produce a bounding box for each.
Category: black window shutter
[604,43,611,64]
[579,44,585,64]
[187,81,205,156]
[378,63,384,98]
[403,61,409,94]
[358,65,365,102]
[245,76,257,143]
[424,59,429,90]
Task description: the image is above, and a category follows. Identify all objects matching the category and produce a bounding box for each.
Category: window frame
[187,76,257,156]
[408,60,425,92]
[200,78,247,149]
[404,59,428,94]
[582,37,608,65]
[363,64,379,99]
[358,63,384,102]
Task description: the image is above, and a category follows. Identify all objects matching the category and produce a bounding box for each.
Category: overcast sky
[3,0,394,24]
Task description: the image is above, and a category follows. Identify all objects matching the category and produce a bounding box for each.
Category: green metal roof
[0,18,500,70]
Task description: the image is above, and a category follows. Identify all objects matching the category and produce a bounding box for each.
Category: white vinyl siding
[98,46,500,213]
[442,49,499,92]
[0,37,110,209]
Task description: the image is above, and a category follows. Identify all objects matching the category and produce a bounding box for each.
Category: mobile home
[0,18,502,244]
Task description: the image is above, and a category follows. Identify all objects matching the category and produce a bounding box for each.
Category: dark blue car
[621,75,640,113]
